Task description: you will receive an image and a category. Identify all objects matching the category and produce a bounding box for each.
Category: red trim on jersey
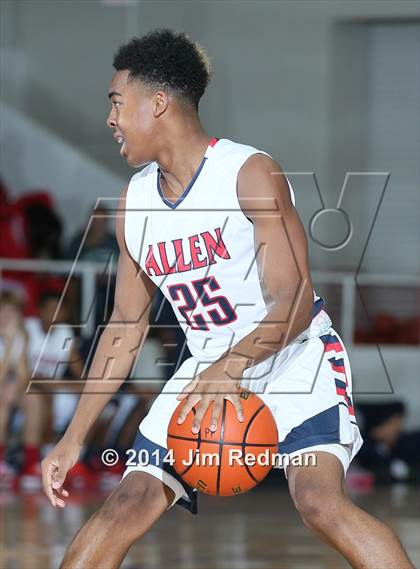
[209,137,219,147]
[324,341,344,353]
[330,362,346,374]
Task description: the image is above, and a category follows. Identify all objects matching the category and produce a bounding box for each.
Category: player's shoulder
[213,138,277,174]
[213,139,277,176]
[213,138,270,160]
[229,141,296,207]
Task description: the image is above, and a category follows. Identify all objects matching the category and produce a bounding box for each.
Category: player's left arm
[177,154,314,432]
[226,153,314,364]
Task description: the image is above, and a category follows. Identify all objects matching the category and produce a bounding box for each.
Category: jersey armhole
[235,152,296,225]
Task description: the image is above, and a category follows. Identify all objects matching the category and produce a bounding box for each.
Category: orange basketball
[167,391,278,496]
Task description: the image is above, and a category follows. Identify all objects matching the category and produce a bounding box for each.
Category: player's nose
[106,111,117,129]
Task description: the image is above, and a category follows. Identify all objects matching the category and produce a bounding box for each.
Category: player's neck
[156,121,212,197]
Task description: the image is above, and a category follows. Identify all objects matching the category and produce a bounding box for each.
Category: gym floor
[2,480,419,568]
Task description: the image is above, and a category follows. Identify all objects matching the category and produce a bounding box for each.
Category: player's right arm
[41,185,156,507]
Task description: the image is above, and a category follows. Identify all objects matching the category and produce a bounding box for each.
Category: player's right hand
[41,437,81,508]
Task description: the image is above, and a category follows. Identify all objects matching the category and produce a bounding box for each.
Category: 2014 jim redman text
[122,448,317,469]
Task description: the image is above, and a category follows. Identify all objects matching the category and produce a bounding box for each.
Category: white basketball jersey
[125,138,329,361]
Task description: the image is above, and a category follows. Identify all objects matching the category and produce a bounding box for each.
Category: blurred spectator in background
[65,203,119,332]
[66,203,118,264]
[23,195,63,260]
[21,291,84,490]
[0,178,65,315]
[357,402,420,482]
[0,291,28,486]
[0,178,30,302]
[354,312,420,345]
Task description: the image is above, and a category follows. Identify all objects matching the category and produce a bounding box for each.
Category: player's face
[107,70,158,167]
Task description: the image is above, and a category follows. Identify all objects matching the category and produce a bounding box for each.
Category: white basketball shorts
[121,327,363,513]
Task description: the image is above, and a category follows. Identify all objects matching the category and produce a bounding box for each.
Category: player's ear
[153,90,169,117]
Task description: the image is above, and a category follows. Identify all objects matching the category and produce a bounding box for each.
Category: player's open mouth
[113,132,125,145]
[113,132,127,156]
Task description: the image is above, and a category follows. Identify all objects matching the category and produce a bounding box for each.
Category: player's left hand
[176,360,245,434]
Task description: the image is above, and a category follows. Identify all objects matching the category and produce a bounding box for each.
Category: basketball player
[41,30,414,568]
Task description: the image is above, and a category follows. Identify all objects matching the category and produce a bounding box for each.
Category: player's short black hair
[113,29,212,108]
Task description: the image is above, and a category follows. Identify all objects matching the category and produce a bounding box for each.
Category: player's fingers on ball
[227,394,244,421]
[177,393,200,423]
[210,397,223,431]
[192,397,210,433]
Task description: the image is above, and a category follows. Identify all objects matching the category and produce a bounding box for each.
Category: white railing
[0,258,110,338]
[1,258,419,342]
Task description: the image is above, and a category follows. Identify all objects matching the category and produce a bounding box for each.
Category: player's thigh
[139,355,200,446]
[122,356,200,513]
